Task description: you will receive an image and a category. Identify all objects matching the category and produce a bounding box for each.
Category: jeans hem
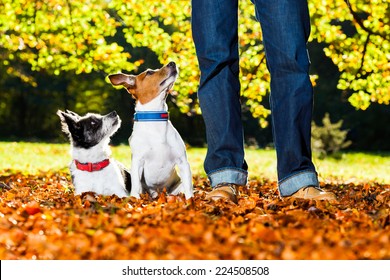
[278,170,319,197]
[208,167,248,187]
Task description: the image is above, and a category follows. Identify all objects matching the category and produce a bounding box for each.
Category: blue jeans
[191,0,318,196]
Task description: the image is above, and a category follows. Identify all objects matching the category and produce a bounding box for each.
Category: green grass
[0,141,389,184]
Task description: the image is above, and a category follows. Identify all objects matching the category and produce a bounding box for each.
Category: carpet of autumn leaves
[0,172,389,260]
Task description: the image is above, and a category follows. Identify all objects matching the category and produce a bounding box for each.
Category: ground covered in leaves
[0,172,389,260]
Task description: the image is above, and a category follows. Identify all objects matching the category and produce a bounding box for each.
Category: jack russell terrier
[108,62,193,199]
[57,110,131,197]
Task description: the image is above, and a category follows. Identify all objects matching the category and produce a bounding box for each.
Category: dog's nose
[167,61,176,68]
[108,111,117,117]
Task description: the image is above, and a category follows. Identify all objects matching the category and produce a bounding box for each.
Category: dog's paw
[130,192,141,199]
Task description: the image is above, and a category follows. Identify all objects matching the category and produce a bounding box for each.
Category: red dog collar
[74,159,110,172]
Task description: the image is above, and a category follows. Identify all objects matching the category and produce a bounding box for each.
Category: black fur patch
[120,164,132,193]
[58,111,111,149]
[67,115,104,148]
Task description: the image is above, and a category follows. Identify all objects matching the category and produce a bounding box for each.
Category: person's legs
[191,0,247,187]
[252,0,319,196]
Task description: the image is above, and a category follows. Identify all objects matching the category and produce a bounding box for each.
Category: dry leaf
[0,173,389,259]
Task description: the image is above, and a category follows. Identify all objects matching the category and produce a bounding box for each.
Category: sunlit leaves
[0,0,272,122]
[0,0,133,77]
[309,0,390,109]
[1,0,389,119]
[0,173,389,259]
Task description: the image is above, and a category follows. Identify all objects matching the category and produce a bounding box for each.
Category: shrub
[311,113,352,158]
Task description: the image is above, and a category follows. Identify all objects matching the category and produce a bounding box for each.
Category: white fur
[59,111,130,197]
[70,139,129,197]
[129,79,193,199]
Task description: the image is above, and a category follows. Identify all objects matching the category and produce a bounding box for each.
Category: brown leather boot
[289,186,337,201]
[205,183,239,203]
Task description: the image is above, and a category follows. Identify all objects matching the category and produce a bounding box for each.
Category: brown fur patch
[109,64,175,104]
[130,65,172,104]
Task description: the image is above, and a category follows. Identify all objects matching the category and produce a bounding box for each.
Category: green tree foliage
[0,0,133,79]
[0,0,271,124]
[310,0,390,110]
[1,0,389,124]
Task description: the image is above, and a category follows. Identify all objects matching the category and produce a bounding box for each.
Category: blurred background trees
[0,0,389,150]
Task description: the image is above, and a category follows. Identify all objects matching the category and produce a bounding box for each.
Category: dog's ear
[108,73,136,90]
[57,110,80,135]
[65,110,81,119]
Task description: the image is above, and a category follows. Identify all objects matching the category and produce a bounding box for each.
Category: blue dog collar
[134,111,169,122]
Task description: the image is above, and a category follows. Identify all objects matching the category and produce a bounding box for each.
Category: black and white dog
[57,110,131,197]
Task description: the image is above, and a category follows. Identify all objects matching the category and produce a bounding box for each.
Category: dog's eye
[146,70,154,76]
